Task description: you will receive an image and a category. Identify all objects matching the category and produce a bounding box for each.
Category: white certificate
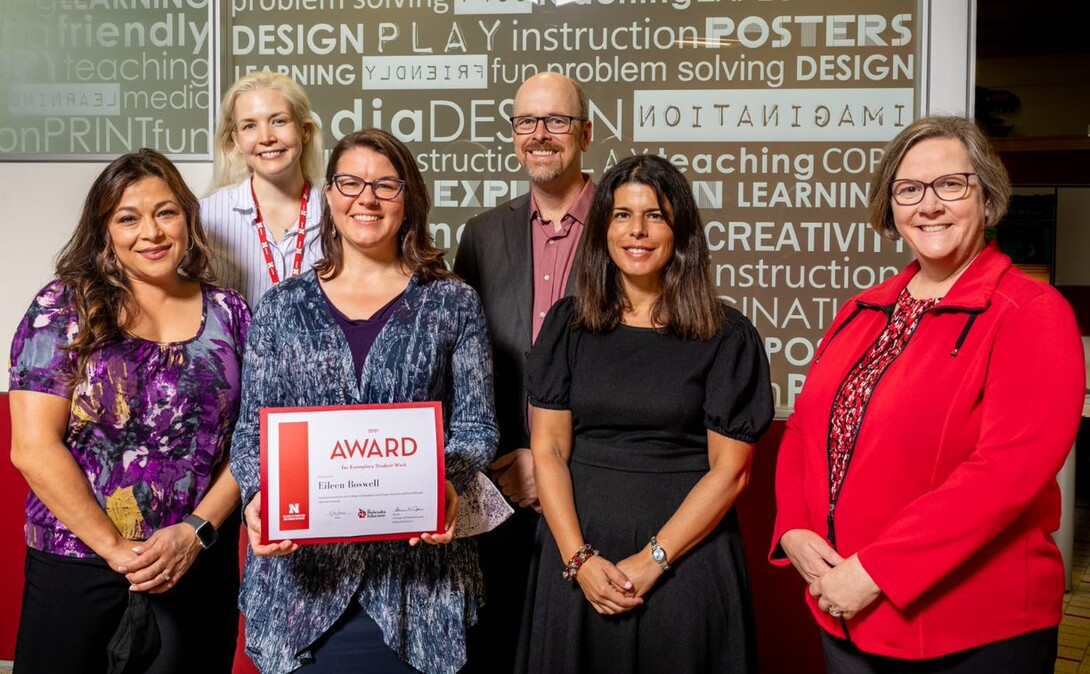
[260,402,444,544]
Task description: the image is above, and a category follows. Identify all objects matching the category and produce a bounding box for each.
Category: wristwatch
[184,514,219,550]
[650,535,670,571]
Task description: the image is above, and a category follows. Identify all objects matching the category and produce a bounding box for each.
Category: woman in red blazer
[771,115,1085,673]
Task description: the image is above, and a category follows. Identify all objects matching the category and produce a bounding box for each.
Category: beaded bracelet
[562,543,599,581]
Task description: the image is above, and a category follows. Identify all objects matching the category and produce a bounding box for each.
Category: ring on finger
[161,571,172,582]
[828,607,842,618]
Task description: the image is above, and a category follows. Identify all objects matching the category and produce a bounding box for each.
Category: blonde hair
[208,72,324,192]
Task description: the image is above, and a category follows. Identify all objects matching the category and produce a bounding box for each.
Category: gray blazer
[454,194,576,456]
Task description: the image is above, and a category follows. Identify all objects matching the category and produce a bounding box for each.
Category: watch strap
[184,514,218,549]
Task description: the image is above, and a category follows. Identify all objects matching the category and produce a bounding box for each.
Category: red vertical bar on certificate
[279,421,310,530]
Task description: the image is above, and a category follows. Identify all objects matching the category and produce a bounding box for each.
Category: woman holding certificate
[231,128,498,674]
[519,154,773,672]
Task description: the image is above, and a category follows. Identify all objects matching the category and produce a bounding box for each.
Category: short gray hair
[867,115,1010,240]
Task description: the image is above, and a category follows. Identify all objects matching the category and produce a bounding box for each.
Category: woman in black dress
[519,154,774,673]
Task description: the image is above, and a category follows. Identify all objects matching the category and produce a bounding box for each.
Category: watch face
[197,523,219,548]
[652,547,666,562]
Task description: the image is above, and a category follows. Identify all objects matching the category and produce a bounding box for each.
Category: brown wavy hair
[868,115,1011,240]
[314,129,452,282]
[574,154,723,340]
[55,149,215,380]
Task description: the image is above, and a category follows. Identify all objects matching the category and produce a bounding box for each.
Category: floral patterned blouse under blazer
[231,270,498,674]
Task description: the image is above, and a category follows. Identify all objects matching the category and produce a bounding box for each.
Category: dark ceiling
[976,0,1090,58]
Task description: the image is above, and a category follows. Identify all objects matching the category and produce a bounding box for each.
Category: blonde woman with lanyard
[202,72,325,308]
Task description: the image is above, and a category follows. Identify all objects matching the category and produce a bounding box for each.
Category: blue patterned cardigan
[230,270,498,674]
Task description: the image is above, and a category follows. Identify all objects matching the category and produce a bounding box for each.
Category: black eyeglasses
[329,174,406,200]
[891,173,977,206]
[509,115,587,135]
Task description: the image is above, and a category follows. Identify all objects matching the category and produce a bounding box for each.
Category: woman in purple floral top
[8,149,250,673]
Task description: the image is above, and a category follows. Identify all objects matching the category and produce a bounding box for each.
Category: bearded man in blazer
[454,71,594,672]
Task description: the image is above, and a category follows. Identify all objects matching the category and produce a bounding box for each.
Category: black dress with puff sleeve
[517,298,773,674]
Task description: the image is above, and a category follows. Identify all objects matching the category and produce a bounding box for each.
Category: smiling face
[607,182,675,293]
[325,146,405,261]
[231,88,307,185]
[107,177,188,287]
[892,137,987,278]
[512,73,591,189]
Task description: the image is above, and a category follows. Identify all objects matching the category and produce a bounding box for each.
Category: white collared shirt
[200,179,325,309]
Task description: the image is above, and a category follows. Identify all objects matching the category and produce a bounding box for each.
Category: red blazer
[771,242,1086,659]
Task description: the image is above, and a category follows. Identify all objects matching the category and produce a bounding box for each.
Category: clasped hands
[779,529,880,621]
[574,550,664,616]
[107,523,202,594]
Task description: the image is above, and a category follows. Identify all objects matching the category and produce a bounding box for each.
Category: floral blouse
[828,289,938,503]
[9,280,250,557]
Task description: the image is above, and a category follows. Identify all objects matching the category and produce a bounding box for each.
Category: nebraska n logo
[279,421,310,529]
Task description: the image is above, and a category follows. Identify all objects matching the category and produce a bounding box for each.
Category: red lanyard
[251,178,310,286]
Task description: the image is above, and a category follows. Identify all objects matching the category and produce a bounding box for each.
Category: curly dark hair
[55,148,215,380]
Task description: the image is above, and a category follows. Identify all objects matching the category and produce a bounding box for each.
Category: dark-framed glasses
[509,114,587,135]
[330,174,406,200]
[891,172,977,206]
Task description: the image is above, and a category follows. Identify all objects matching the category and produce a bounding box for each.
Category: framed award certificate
[259,402,445,545]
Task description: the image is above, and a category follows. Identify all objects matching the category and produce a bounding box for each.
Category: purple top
[8,280,251,558]
[319,284,404,382]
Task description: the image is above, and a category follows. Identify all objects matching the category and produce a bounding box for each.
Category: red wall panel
[0,395,24,661]
[738,420,826,673]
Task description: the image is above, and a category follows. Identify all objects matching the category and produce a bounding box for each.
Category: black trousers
[14,512,240,674]
[822,626,1058,674]
[294,601,420,673]
[463,508,538,673]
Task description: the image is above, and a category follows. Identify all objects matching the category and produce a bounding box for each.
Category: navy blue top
[319,284,404,381]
